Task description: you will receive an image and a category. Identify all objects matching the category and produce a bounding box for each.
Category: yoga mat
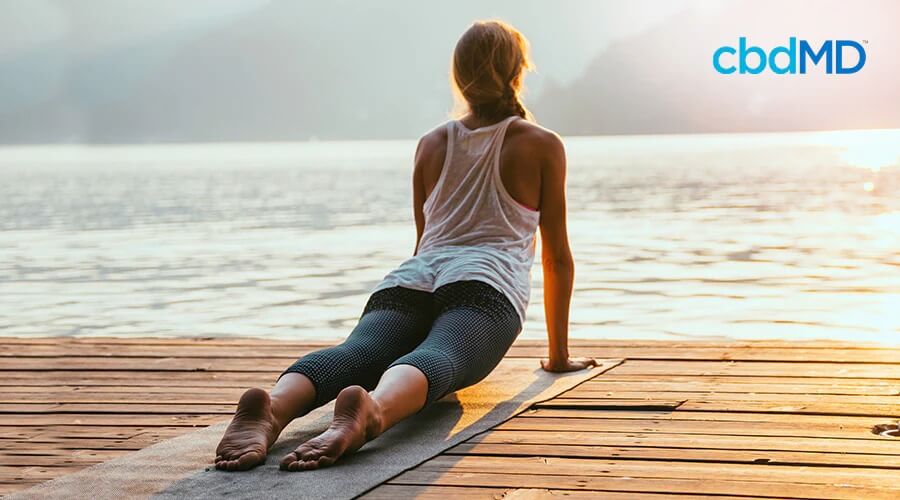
[12,357,620,500]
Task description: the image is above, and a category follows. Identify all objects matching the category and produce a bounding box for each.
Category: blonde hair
[451,20,534,122]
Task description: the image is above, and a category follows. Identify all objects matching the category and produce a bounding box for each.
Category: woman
[214,20,596,472]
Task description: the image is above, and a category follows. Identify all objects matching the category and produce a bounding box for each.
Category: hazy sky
[1,0,897,143]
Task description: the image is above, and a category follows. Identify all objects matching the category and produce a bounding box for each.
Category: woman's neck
[459,113,510,130]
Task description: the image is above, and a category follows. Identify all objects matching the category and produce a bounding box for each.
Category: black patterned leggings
[280,280,521,407]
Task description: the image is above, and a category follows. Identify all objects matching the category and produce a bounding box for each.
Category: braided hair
[451,20,534,122]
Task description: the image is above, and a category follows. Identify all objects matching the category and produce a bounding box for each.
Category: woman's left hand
[540,357,598,373]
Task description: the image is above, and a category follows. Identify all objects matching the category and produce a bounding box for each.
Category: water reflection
[1,130,898,343]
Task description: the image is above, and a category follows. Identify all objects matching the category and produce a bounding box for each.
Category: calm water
[1,130,898,342]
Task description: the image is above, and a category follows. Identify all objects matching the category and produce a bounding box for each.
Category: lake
[1,129,898,343]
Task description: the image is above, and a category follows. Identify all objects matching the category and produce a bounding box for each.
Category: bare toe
[214,388,282,472]
[280,386,382,472]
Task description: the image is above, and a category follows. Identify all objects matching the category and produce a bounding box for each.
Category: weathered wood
[362,484,763,499]
[0,371,277,386]
[0,385,251,394]
[0,465,84,482]
[361,484,512,499]
[584,374,900,387]
[501,415,894,439]
[0,436,164,451]
[0,450,122,467]
[447,442,900,468]
[0,403,236,414]
[0,425,185,439]
[503,420,886,441]
[4,337,900,499]
[676,400,900,418]
[609,360,900,378]
[538,398,900,417]
[2,356,305,371]
[0,414,225,427]
[388,470,900,499]
[533,399,685,411]
[578,380,900,395]
[462,429,900,455]
[565,390,900,404]
[522,408,893,426]
[0,391,246,404]
[413,455,899,487]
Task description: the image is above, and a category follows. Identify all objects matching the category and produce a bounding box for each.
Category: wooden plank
[0,374,900,388]
[4,364,900,383]
[1,356,309,371]
[522,409,893,427]
[0,371,278,386]
[361,485,512,499]
[0,391,246,404]
[676,400,900,418]
[388,470,900,500]
[463,429,900,455]
[501,416,893,440]
[574,347,900,363]
[565,391,900,404]
[0,480,45,496]
[0,426,185,439]
[0,344,322,358]
[362,484,763,500]
[412,455,900,487]
[608,360,900,379]
[533,399,684,411]
[0,450,122,467]
[447,442,900,468]
[0,465,84,482]
[583,375,900,387]
[537,398,900,418]
[0,436,163,451]
[0,386,251,394]
[0,414,225,427]
[0,428,42,439]
[4,336,900,498]
[579,380,900,395]
[0,403,235,414]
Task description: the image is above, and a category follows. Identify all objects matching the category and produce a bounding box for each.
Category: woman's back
[373,114,564,323]
[417,116,555,221]
[417,115,539,256]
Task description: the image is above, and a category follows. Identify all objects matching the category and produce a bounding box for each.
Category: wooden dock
[2,338,899,498]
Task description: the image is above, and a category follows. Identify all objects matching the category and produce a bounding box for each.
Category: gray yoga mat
[12,357,619,500]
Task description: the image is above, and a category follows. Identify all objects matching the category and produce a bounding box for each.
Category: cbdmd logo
[713,37,867,75]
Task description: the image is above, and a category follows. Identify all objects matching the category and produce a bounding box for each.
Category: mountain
[0,0,896,143]
[530,1,900,135]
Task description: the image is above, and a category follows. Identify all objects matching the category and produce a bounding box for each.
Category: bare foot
[280,385,382,471]
[215,388,282,471]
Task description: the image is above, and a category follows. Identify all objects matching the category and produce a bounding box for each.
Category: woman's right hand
[540,357,598,373]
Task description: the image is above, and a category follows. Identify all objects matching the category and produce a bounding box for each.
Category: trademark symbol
[863,40,869,44]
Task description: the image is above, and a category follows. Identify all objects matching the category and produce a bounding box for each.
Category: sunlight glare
[828,129,900,171]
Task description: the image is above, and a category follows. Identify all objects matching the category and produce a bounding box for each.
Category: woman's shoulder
[507,119,562,146]
[418,122,449,147]
[505,119,565,165]
[414,123,449,169]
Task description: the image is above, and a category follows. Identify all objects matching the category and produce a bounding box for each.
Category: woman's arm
[412,138,427,255]
[537,135,597,373]
[411,128,447,256]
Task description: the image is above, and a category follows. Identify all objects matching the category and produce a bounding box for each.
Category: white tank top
[374,115,540,323]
